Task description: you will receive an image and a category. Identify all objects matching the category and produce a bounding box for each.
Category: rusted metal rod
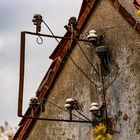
[21,31,92,42]
[18,115,94,124]
[18,32,26,116]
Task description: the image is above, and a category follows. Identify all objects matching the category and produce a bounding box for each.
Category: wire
[68,55,101,87]
[69,27,102,88]
[77,42,100,76]
[42,20,60,44]
[43,98,90,122]
[42,20,102,88]
[75,110,91,122]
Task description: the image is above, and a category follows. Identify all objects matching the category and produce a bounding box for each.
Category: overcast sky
[0,0,82,127]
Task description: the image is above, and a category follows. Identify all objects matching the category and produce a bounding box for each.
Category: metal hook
[36,35,43,45]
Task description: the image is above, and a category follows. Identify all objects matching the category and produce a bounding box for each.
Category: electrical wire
[69,31,101,87]
[75,110,91,122]
[77,42,100,76]
[43,98,90,122]
[69,28,102,87]
[42,20,60,44]
[68,55,101,87]
[42,20,102,88]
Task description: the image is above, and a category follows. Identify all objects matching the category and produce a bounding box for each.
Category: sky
[0,0,82,127]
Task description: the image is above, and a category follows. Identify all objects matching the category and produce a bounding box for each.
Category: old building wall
[26,0,140,139]
[83,0,140,139]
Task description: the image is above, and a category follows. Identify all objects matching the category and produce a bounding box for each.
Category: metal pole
[18,32,25,116]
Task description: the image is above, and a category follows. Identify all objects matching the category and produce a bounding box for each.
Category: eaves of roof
[13,0,140,139]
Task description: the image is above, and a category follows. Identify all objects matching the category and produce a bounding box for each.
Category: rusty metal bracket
[18,31,120,131]
[18,31,95,124]
[18,31,93,116]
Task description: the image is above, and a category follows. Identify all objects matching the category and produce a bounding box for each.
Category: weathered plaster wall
[26,0,140,139]
[83,0,140,139]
